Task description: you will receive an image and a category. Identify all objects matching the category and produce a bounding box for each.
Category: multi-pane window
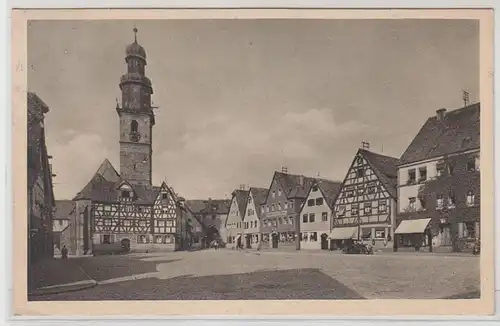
[364,202,372,214]
[351,204,359,216]
[436,162,445,177]
[356,168,364,178]
[337,205,346,217]
[316,198,324,206]
[309,213,315,223]
[378,200,387,213]
[466,191,475,207]
[436,195,444,210]
[407,169,416,184]
[447,193,456,208]
[322,212,328,222]
[302,214,308,223]
[307,199,315,206]
[418,167,427,182]
[312,185,319,192]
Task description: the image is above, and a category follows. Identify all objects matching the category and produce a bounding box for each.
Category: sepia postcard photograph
[11,8,494,317]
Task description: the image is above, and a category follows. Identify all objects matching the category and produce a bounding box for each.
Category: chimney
[299,175,304,186]
[436,108,447,120]
[281,166,288,174]
[239,184,246,190]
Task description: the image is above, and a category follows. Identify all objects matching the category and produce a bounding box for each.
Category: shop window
[310,232,318,242]
[102,235,112,244]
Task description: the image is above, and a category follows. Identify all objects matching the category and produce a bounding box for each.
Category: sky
[27,19,479,200]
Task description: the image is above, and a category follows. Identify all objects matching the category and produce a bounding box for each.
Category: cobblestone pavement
[30,249,480,301]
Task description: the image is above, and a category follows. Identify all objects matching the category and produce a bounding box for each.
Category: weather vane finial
[133,27,138,42]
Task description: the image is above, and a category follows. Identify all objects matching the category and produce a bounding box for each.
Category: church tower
[117,28,155,186]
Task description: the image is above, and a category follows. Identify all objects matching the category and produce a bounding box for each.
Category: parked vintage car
[342,241,374,255]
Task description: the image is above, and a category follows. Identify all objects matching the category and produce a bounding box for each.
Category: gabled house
[242,187,268,248]
[332,148,399,251]
[299,179,342,250]
[396,103,480,252]
[260,171,315,249]
[72,159,184,254]
[225,189,250,247]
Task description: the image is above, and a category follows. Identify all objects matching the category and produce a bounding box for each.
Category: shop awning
[328,227,358,240]
[394,218,431,234]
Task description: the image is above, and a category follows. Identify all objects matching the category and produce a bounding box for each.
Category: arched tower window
[131,120,138,133]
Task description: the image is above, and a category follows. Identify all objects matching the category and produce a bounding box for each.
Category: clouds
[28,19,479,200]
[48,132,116,199]
[154,108,369,198]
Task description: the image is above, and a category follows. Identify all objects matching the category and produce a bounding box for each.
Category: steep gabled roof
[249,187,268,219]
[399,103,480,165]
[264,171,315,203]
[315,179,343,209]
[54,200,75,220]
[72,158,159,204]
[359,149,399,198]
[232,189,250,215]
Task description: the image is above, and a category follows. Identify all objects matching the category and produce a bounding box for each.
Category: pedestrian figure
[61,245,68,260]
[214,241,219,251]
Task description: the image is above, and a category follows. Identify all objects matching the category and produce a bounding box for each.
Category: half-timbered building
[331,148,398,251]
[243,187,268,249]
[69,29,185,255]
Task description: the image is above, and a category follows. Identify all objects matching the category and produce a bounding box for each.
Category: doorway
[321,233,329,250]
[246,235,251,249]
[271,232,279,248]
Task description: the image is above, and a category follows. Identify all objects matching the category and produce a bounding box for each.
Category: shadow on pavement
[442,291,480,299]
[30,268,364,301]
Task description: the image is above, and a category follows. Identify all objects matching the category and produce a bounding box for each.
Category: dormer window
[312,185,319,192]
[162,193,168,200]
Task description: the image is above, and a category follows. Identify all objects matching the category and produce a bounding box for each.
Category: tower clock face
[129,132,141,142]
